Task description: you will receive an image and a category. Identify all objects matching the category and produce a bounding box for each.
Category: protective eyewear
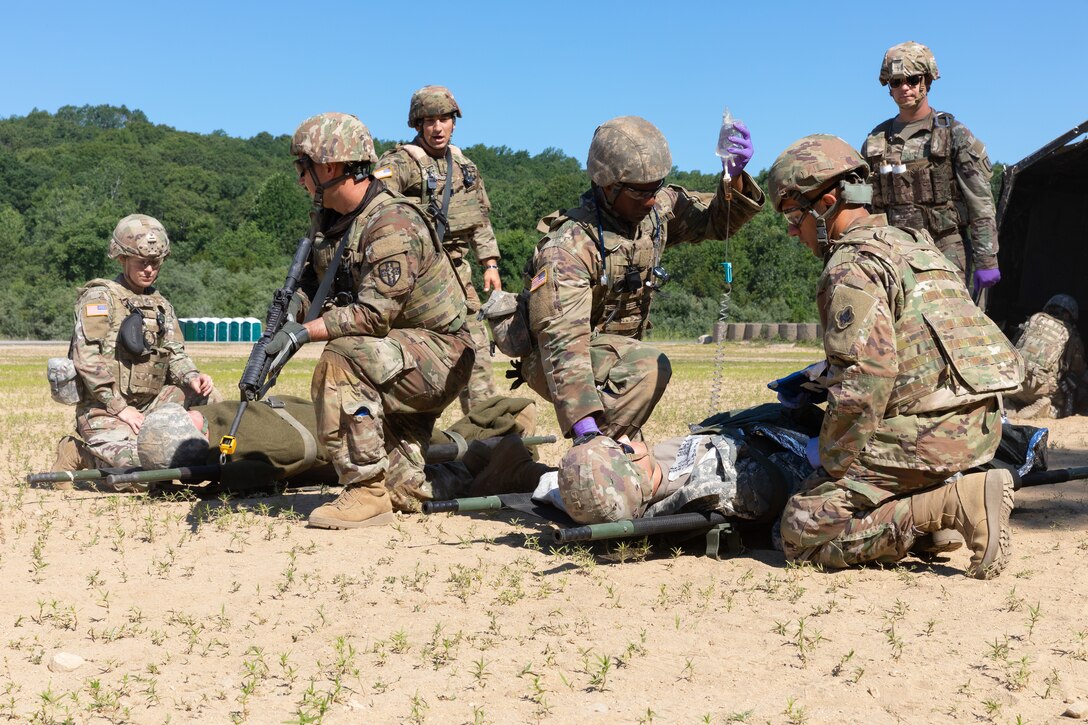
[889,75,924,89]
[293,156,311,178]
[134,258,163,270]
[618,179,666,200]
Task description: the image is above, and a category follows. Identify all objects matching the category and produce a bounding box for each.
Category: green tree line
[0,105,1003,340]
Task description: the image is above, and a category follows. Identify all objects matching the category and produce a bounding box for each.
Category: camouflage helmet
[1045,294,1079,322]
[558,436,653,524]
[408,85,462,128]
[109,214,170,260]
[291,112,377,164]
[137,404,209,470]
[768,135,870,213]
[879,41,940,85]
[587,116,672,188]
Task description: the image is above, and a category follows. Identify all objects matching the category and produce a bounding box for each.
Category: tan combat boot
[50,436,92,489]
[1016,397,1053,420]
[909,469,1015,579]
[308,483,395,529]
[910,529,964,556]
[470,435,552,496]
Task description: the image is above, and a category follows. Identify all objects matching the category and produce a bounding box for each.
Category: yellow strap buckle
[218,435,237,456]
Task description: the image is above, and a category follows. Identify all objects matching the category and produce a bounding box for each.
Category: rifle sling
[433,147,454,243]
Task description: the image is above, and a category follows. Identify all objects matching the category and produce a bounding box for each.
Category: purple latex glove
[973,267,1001,290]
[722,120,753,178]
[805,437,821,469]
[571,416,600,439]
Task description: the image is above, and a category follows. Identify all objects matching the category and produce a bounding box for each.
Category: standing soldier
[768,135,1023,579]
[862,41,1002,295]
[1009,294,1087,419]
[374,86,500,413]
[516,115,763,520]
[67,214,214,483]
[270,112,474,529]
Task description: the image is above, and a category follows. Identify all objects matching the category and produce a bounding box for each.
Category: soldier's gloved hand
[571,416,601,446]
[286,290,307,322]
[265,321,309,358]
[722,121,753,178]
[805,437,822,469]
[973,267,1001,290]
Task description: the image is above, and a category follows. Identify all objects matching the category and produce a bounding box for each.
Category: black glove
[266,321,309,358]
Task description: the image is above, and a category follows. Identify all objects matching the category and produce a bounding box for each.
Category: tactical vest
[537,202,663,338]
[1016,313,1069,387]
[828,227,1022,416]
[396,143,488,252]
[864,112,965,238]
[80,278,172,399]
[316,193,466,334]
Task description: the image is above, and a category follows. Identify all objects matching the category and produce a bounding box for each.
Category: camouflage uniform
[72,276,200,468]
[375,140,498,411]
[523,118,764,438]
[1008,309,1086,417]
[779,214,1022,567]
[863,112,997,279]
[863,42,999,283]
[300,185,474,513]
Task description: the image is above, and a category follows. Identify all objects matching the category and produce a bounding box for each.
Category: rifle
[220,235,315,460]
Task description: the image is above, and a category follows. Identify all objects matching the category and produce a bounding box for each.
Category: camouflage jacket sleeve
[321,204,430,339]
[159,298,199,384]
[526,224,600,434]
[470,173,501,261]
[817,250,900,477]
[373,148,422,199]
[71,286,128,414]
[662,171,765,247]
[951,120,999,270]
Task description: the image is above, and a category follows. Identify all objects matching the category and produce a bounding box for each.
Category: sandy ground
[1,342,1086,724]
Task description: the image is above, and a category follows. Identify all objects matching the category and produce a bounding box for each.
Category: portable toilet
[180,319,197,341]
[198,317,216,342]
[241,317,262,342]
[229,319,241,342]
[215,319,228,342]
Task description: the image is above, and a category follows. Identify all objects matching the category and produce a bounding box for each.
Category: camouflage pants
[934,231,969,283]
[780,463,949,568]
[312,328,474,513]
[75,385,188,467]
[457,313,498,414]
[522,334,672,439]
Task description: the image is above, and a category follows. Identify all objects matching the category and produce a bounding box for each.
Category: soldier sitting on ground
[53,214,215,486]
[1008,294,1087,419]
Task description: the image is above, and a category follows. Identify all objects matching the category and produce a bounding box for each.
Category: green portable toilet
[215,320,228,342]
[229,319,241,342]
[241,317,261,342]
[181,319,197,341]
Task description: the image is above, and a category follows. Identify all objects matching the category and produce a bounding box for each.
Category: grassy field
[1,341,1086,724]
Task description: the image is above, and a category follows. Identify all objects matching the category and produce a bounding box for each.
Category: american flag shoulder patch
[85,303,109,317]
[530,268,548,292]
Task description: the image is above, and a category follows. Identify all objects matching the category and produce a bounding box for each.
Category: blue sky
[2,0,1082,175]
